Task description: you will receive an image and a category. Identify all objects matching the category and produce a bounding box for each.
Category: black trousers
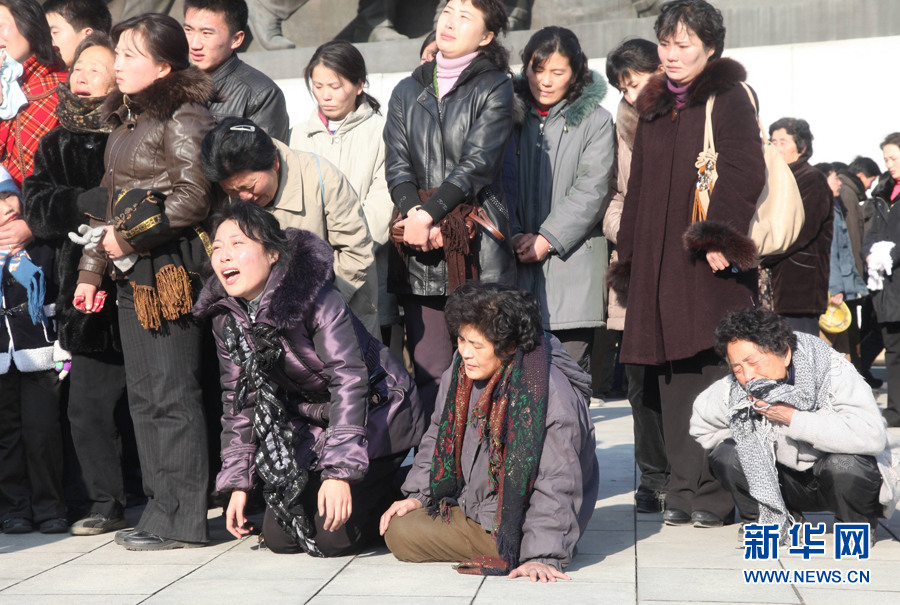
[117,283,209,543]
[0,367,65,523]
[654,349,734,519]
[627,363,668,493]
[780,313,820,337]
[882,322,900,426]
[67,350,128,519]
[709,439,883,527]
[554,328,595,375]
[262,452,406,556]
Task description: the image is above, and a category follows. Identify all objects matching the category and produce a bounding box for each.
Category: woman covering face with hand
[194,201,425,557]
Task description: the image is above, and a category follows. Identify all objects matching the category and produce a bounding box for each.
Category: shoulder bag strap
[704,93,716,155]
[739,82,769,144]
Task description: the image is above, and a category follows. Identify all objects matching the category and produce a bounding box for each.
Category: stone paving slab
[1,396,898,604]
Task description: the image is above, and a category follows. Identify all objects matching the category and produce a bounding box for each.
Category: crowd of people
[1,0,899,582]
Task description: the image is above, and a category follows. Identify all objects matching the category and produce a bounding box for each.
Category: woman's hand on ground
[706,250,730,272]
[508,561,571,582]
[318,478,352,532]
[378,497,423,535]
[225,490,250,539]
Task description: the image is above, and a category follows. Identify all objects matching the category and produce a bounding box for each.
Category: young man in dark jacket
[183,0,289,143]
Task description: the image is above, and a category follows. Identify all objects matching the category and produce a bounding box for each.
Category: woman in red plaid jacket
[0,0,67,253]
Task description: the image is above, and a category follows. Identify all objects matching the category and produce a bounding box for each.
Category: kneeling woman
[194,202,426,556]
[379,283,599,581]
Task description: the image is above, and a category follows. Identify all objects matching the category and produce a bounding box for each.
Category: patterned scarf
[429,334,551,569]
[0,248,46,325]
[55,84,111,134]
[221,314,324,556]
[726,332,834,540]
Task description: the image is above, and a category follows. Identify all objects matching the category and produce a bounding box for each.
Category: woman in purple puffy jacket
[194,201,426,556]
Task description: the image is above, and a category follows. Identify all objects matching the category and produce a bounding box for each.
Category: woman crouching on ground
[379,282,599,581]
[194,201,426,556]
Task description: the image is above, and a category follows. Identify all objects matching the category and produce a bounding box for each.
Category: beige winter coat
[267,139,378,335]
[601,99,638,331]
[294,102,397,325]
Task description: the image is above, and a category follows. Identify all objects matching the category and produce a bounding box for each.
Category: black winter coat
[761,158,833,315]
[22,125,119,353]
[864,174,900,323]
[383,54,515,297]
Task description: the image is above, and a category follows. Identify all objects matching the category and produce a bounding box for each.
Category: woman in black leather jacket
[383,0,515,414]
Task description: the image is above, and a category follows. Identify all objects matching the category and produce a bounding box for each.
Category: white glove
[866,241,895,291]
[68,224,106,251]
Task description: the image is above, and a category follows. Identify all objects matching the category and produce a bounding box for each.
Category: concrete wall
[277,35,900,170]
[243,0,899,75]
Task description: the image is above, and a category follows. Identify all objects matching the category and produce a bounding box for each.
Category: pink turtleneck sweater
[435,50,479,100]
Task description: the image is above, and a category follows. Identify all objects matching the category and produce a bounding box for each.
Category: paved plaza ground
[2,387,900,605]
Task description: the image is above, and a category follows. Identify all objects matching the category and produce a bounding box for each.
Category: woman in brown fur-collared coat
[609,0,765,528]
[73,14,215,549]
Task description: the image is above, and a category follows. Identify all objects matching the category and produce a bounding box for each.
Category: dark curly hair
[210,200,290,265]
[654,0,726,61]
[520,26,592,105]
[444,282,542,361]
[713,308,797,360]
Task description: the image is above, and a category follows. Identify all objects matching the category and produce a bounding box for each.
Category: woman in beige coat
[603,38,668,515]
[201,117,379,336]
[295,41,396,340]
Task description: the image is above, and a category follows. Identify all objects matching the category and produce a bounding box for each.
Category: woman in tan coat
[201,116,379,336]
[604,37,667,515]
[295,40,394,340]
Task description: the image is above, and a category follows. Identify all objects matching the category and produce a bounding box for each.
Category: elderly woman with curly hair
[380,282,599,582]
[691,308,900,542]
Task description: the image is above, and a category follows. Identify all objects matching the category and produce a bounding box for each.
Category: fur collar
[635,57,747,122]
[512,70,608,127]
[193,228,336,330]
[872,172,898,204]
[102,66,215,124]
